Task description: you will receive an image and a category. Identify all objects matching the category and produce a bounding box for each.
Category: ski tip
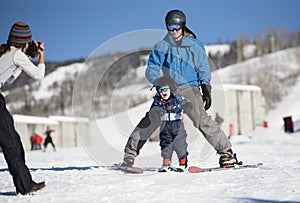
[122,166,143,174]
[111,163,144,174]
[187,166,202,173]
[133,167,144,174]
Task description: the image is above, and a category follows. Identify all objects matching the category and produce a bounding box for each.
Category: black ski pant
[44,136,55,149]
[124,105,161,156]
[0,93,34,194]
[159,120,188,160]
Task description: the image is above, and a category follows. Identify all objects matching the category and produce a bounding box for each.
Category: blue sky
[1,0,299,61]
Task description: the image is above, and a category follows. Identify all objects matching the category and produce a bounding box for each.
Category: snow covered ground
[1,128,300,202]
[1,82,300,202]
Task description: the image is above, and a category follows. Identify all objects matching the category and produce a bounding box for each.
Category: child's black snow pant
[159,120,188,160]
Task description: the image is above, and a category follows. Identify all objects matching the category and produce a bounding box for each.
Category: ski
[106,163,262,174]
[109,163,143,174]
[188,163,263,173]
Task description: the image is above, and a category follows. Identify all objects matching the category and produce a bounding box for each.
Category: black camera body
[26,41,42,58]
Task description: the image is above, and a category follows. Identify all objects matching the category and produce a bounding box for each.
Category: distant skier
[152,76,193,172]
[43,126,56,152]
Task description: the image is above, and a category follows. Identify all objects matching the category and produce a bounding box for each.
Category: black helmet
[165,10,186,26]
[155,76,176,93]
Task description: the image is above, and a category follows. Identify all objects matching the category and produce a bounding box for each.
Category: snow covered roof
[205,44,230,56]
[213,83,262,91]
[49,115,89,123]
[12,115,89,124]
[13,114,59,125]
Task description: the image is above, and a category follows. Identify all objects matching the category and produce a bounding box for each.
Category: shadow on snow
[236,198,300,203]
[0,166,100,173]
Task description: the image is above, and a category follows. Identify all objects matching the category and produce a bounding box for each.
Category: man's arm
[145,43,167,84]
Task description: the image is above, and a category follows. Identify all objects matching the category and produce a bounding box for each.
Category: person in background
[43,126,56,152]
[30,133,34,151]
[122,10,238,168]
[0,22,46,195]
[31,133,43,150]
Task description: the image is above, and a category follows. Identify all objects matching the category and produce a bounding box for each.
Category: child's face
[158,86,171,100]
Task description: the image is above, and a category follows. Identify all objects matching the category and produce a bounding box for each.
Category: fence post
[229,123,234,136]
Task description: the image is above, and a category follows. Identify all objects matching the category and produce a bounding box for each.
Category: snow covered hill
[1,46,300,202]
[33,63,88,100]
[216,47,300,84]
[33,46,300,116]
[214,47,300,110]
[205,44,230,56]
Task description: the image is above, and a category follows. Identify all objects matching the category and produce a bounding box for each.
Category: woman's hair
[0,41,26,57]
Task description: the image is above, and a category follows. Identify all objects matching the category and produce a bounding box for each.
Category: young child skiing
[153,76,193,172]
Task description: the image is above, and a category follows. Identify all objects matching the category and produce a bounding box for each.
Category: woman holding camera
[0,22,45,195]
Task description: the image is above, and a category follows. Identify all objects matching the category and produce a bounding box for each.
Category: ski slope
[1,81,300,202]
[0,127,300,202]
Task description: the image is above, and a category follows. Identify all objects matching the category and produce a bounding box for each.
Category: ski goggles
[166,24,182,31]
[157,87,170,94]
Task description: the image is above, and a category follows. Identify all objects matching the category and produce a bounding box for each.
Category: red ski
[188,163,263,173]
[110,163,143,174]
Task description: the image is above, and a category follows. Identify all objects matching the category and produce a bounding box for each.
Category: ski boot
[158,158,171,172]
[219,149,241,167]
[176,157,188,172]
[121,154,135,167]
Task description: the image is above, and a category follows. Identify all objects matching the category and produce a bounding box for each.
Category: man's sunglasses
[167,24,182,31]
[157,87,169,94]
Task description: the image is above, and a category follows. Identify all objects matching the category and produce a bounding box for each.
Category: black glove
[201,84,212,110]
[182,102,193,114]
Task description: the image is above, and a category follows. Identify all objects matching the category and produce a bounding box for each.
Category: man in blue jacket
[123,9,237,168]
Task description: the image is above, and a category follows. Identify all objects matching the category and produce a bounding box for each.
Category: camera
[26,41,42,58]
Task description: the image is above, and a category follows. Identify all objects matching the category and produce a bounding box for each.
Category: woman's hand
[37,41,44,55]
[37,41,45,64]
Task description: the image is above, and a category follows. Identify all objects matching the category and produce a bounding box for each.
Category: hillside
[4,45,300,118]
[6,50,151,117]
[215,47,300,110]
